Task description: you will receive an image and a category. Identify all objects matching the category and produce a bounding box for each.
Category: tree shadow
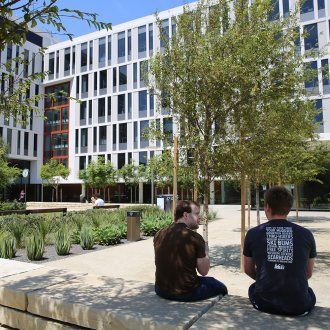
[287,216,330,223]
[209,244,241,270]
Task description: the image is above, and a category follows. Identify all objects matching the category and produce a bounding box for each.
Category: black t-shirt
[154,223,206,296]
[243,219,316,314]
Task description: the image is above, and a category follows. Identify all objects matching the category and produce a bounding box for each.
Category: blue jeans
[248,283,316,316]
[155,276,228,302]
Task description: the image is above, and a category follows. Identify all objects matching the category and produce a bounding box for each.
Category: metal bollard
[127,211,141,241]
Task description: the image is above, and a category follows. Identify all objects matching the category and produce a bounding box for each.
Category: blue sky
[43,0,196,40]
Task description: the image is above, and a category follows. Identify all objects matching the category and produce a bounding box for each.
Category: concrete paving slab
[191,295,330,329]
[27,275,222,330]
[0,305,78,330]
[0,267,87,311]
[0,259,44,279]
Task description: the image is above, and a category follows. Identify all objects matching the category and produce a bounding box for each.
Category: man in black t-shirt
[243,186,316,316]
[154,200,227,301]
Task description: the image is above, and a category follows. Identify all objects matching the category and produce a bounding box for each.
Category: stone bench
[0,260,222,329]
[190,294,330,329]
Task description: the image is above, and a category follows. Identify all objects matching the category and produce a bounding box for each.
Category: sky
[41,0,196,41]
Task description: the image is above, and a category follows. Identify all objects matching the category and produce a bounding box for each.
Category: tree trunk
[240,172,246,272]
[203,178,210,243]
[295,183,299,221]
[194,161,198,202]
[130,187,133,203]
[247,178,251,229]
[55,186,58,203]
[256,183,260,225]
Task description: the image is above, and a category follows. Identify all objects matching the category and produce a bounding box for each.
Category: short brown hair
[264,186,293,216]
[174,200,199,221]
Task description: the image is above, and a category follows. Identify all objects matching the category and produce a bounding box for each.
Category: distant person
[154,200,228,301]
[19,190,25,203]
[94,193,105,207]
[91,196,96,205]
[244,186,316,316]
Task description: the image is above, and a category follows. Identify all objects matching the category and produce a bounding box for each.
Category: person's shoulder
[188,228,205,243]
[290,221,314,238]
[246,222,267,236]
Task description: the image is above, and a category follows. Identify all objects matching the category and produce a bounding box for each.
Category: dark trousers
[155,276,228,302]
[248,283,316,316]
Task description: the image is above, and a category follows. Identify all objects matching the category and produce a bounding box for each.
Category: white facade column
[210,180,215,205]
[139,182,144,204]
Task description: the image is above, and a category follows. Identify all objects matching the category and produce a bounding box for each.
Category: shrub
[80,226,94,250]
[141,215,172,236]
[94,226,122,245]
[71,229,81,244]
[2,219,26,248]
[26,231,44,261]
[0,200,26,211]
[0,232,16,259]
[55,227,71,255]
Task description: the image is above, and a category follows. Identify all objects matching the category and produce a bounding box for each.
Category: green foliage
[0,232,16,259]
[141,214,172,236]
[0,141,21,189]
[26,231,45,261]
[79,157,117,190]
[80,226,95,250]
[0,201,26,211]
[94,226,123,245]
[55,226,71,255]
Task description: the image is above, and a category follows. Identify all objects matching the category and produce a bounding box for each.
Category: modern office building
[1,0,330,203]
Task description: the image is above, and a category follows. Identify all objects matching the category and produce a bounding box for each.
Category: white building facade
[1,0,330,202]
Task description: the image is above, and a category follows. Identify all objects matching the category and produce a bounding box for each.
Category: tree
[40,159,70,202]
[117,162,140,203]
[148,0,321,271]
[79,157,116,200]
[0,1,111,119]
[0,140,21,190]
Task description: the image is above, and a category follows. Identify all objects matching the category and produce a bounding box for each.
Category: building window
[80,101,87,121]
[94,72,98,93]
[98,98,106,118]
[163,117,173,143]
[133,62,137,88]
[304,61,318,94]
[93,127,97,147]
[119,123,127,143]
[6,44,13,62]
[79,156,86,170]
[304,23,318,51]
[128,29,132,60]
[113,67,117,90]
[150,94,154,116]
[139,90,147,117]
[140,120,149,148]
[118,94,125,116]
[17,131,21,155]
[99,37,106,65]
[100,70,107,90]
[33,134,38,157]
[118,153,126,169]
[24,132,29,156]
[134,121,138,148]
[139,151,148,165]
[160,19,169,50]
[89,100,93,121]
[283,0,290,17]
[49,52,55,76]
[119,65,127,91]
[149,23,153,55]
[75,129,79,149]
[128,93,132,118]
[64,47,70,72]
[107,96,111,117]
[108,36,112,65]
[118,31,125,62]
[314,99,324,133]
[7,128,12,153]
[81,128,88,147]
[99,126,107,146]
[81,74,89,95]
[138,25,147,58]
[113,124,117,145]
[321,59,330,93]
[301,0,314,14]
[269,0,279,21]
[140,61,148,87]
[72,46,76,73]
[89,41,93,69]
[81,42,88,69]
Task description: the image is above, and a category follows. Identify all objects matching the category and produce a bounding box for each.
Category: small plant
[71,229,81,244]
[55,227,71,255]
[4,220,26,248]
[141,215,172,236]
[94,226,122,245]
[80,226,95,250]
[26,231,44,261]
[0,232,16,259]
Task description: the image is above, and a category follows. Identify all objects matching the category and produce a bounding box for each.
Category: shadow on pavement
[209,245,240,270]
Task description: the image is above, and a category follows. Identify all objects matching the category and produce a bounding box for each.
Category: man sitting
[154,200,227,301]
[94,193,105,207]
[244,186,316,316]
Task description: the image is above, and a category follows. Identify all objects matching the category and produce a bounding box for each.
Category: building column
[139,182,144,204]
[210,180,215,205]
[221,181,226,204]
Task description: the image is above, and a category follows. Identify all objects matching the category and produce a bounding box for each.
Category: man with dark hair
[154,200,227,301]
[94,193,105,207]
[244,186,316,316]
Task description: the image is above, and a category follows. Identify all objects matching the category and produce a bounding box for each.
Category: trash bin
[127,211,140,241]
[156,194,173,212]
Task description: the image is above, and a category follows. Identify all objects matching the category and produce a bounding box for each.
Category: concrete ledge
[0,266,87,311]
[0,305,78,330]
[27,275,221,330]
[190,295,330,329]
